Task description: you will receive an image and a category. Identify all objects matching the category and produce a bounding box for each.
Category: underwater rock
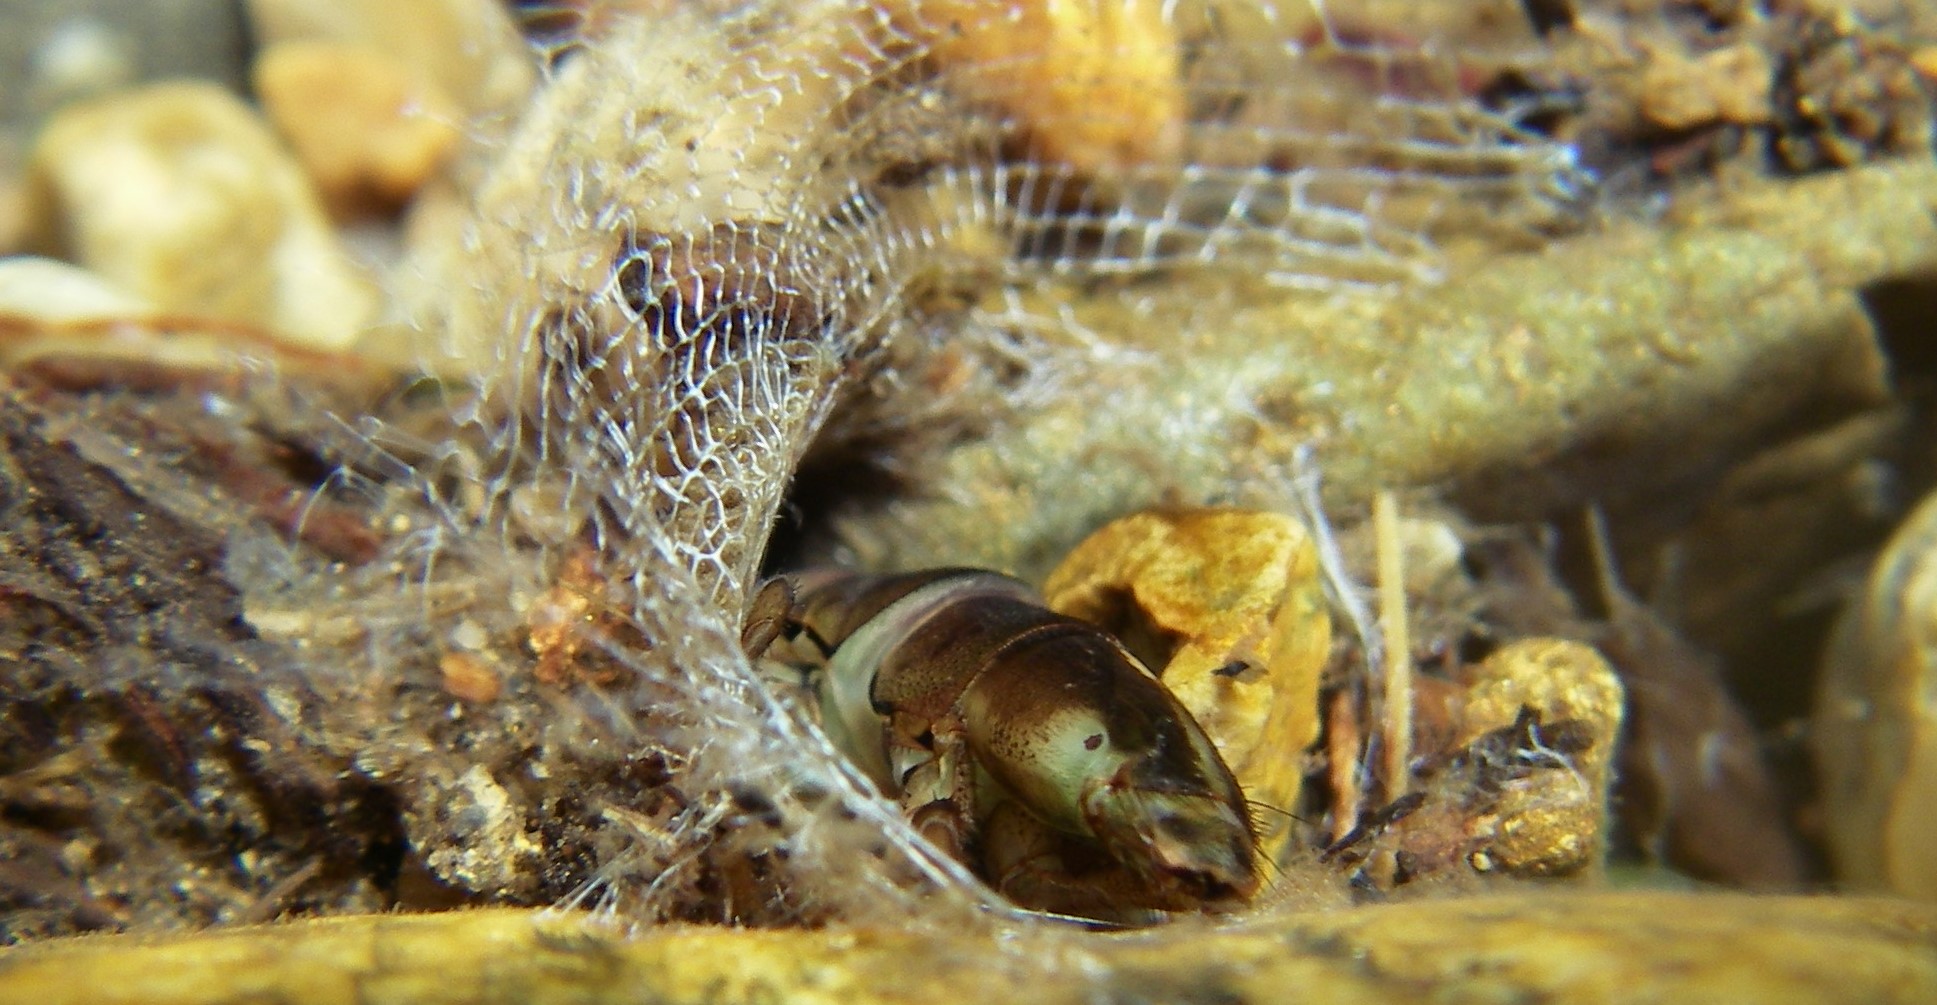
[0,256,152,325]
[1819,487,1937,902]
[22,82,377,353]
[1449,638,1622,878]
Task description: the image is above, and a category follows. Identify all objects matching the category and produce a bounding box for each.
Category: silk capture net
[373,0,1587,926]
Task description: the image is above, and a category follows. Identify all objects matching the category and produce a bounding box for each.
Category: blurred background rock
[0,1,248,255]
[0,0,251,158]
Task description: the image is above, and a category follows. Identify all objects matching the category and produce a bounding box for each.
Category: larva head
[1082,746,1261,908]
[965,625,1260,909]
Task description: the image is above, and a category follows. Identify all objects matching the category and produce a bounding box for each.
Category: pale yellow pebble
[0,255,153,324]
[25,81,377,353]
[0,256,242,372]
[1640,44,1775,132]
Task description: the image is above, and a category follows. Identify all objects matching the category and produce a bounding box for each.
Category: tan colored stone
[906,0,1185,176]
[247,0,532,369]
[438,651,503,704]
[245,0,535,120]
[0,256,252,372]
[1042,507,1330,862]
[24,82,377,353]
[255,41,463,217]
[1640,44,1775,131]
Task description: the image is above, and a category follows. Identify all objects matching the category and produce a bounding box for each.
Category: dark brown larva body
[746,568,1259,918]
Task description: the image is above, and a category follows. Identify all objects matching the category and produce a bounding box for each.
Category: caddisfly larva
[742,567,1260,921]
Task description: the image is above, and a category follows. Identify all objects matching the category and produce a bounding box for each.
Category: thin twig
[1374,491,1412,805]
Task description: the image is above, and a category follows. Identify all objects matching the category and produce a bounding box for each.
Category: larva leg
[897,715,976,861]
[980,801,1168,923]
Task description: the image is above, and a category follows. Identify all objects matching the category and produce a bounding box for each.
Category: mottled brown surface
[0,373,403,939]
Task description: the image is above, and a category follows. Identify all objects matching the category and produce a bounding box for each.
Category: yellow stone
[1043,508,1330,861]
[1456,638,1624,877]
[2,896,1933,1005]
[1459,638,1624,787]
[1639,44,1775,131]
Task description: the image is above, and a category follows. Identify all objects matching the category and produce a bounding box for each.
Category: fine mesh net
[404,0,1588,925]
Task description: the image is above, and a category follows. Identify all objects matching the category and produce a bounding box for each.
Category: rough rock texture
[1041,508,1331,863]
[823,158,1925,583]
[2,896,1934,1005]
